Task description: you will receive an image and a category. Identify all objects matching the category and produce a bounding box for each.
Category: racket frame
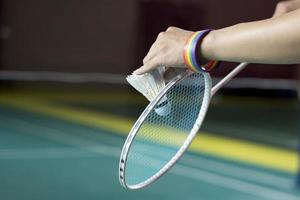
[211,62,248,96]
[119,70,212,189]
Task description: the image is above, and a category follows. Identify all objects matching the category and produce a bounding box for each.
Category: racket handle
[211,62,249,96]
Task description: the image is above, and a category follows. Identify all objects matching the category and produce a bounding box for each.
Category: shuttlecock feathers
[126,67,171,116]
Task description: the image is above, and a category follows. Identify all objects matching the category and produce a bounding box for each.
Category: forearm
[202,9,300,64]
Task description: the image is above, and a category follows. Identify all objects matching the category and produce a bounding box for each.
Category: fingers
[166,26,179,32]
[142,32,164,64]
[134,26,190,75]
[133,58,163,75]
[143,27,181,64]
[139,33,167,74]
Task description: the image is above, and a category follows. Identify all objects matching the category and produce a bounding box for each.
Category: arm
[134,8,300,74]
[202,9,300,64]
[273,0,300,17]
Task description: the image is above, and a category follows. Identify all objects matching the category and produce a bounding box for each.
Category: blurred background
[0,0,299,200]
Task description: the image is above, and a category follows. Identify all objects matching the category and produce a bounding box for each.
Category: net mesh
[124,72,209,187]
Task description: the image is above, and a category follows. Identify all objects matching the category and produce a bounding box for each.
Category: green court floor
[0,89,299,200]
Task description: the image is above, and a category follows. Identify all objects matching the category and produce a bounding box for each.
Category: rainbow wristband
[183,30,220,73]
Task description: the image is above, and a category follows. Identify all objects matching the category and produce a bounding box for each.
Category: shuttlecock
[126,67,171,116]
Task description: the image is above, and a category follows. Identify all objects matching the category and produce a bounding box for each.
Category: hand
[133,27,193,75]
[273,0,300,17]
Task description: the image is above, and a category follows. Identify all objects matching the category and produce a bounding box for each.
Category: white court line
[0,70,127,84]
[124,152,300,200]
[182,154,293,189]
[0,147,94,159]
[0,116,294,185]
[48,126,295,189]
[0,143,292,189]
[1,145,297,200]
[0,117,299,200]
[0,70,297,90]
[97,145,300,200]
[131,143,293,189]
[173,165,300,200]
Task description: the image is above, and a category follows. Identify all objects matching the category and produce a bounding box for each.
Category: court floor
[0,88,299,200]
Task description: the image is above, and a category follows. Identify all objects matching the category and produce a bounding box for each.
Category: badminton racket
[119,62,248,189]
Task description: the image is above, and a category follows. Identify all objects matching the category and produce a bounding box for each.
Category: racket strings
[124,73,207,187]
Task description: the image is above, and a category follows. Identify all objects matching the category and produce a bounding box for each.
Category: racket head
[119,70,212,189]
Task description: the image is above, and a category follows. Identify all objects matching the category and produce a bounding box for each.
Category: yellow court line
[0,94,298,173]
[0,95,133,134]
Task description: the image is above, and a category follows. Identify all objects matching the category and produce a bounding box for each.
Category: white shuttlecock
[126,67,171,116]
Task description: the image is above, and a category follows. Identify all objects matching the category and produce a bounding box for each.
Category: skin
[273,0,300,17]
[133,0,300,75]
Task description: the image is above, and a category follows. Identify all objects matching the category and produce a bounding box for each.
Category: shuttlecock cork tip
[155,99,171,116]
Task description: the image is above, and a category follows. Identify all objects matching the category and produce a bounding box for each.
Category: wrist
[200,30,217,61]
[183,30,220,73]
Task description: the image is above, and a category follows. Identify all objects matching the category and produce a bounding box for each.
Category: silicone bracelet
[183,30,220,73]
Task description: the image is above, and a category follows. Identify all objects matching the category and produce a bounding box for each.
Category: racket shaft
[211,62,248,96]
